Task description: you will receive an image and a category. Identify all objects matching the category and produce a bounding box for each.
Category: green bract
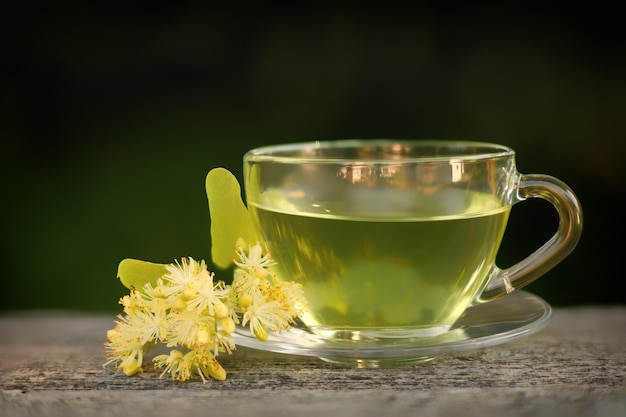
[205,167,257,269]
[117,258,168,291]
[116,168,256,291]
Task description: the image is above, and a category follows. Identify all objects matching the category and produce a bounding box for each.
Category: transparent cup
[243,140,583,341]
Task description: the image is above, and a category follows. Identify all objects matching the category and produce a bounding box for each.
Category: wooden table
[1,304,625,417]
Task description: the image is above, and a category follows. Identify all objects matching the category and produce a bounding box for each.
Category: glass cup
[243,140,583,341]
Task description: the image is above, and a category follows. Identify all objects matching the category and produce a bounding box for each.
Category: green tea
[248,191,510,339]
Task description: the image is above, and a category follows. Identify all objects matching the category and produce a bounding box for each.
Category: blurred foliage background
[2,4,624,313]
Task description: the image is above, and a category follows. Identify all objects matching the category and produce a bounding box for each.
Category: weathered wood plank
[1,307,625,416]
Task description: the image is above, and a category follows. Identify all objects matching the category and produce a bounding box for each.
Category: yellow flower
[153,349,192,382]
[242,291,294,341]
[234,242,276,272]
[164,307,214,348]
[103,315,147,376]
[185,274,231,317]
[153,347,226,382]
[267,279,307,318]
[162,257,208,297]
[232,268,267,299]
[104,240,307,382]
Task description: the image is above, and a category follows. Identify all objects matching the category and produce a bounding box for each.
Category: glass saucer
[231,290,552,367]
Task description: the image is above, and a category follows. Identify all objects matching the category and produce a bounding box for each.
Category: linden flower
[103,315,147,376]
[233,243,305,341]
[242,291,294,341]
[268,280,307,319]
[104,242,306,383]
[162,257,209,297]
[232,241,277,296]
[234,239,276,276]
[153,347,226,382]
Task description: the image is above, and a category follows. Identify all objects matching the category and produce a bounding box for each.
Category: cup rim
[244,139,515,163]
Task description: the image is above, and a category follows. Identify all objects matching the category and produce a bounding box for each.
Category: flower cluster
[103,240,305,382]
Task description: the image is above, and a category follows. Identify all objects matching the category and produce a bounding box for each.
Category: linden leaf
[117,258,169,291]
[206,167,257,269]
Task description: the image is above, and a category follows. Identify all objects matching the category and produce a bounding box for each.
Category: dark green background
[2,4,624,313]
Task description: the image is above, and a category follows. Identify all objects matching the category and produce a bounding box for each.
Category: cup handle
[477,174,583,303]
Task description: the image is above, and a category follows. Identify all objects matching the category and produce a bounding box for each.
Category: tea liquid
[248,191,510,338]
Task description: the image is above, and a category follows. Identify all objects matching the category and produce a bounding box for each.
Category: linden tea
[249,190,510,339]
[243,140,582,342]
